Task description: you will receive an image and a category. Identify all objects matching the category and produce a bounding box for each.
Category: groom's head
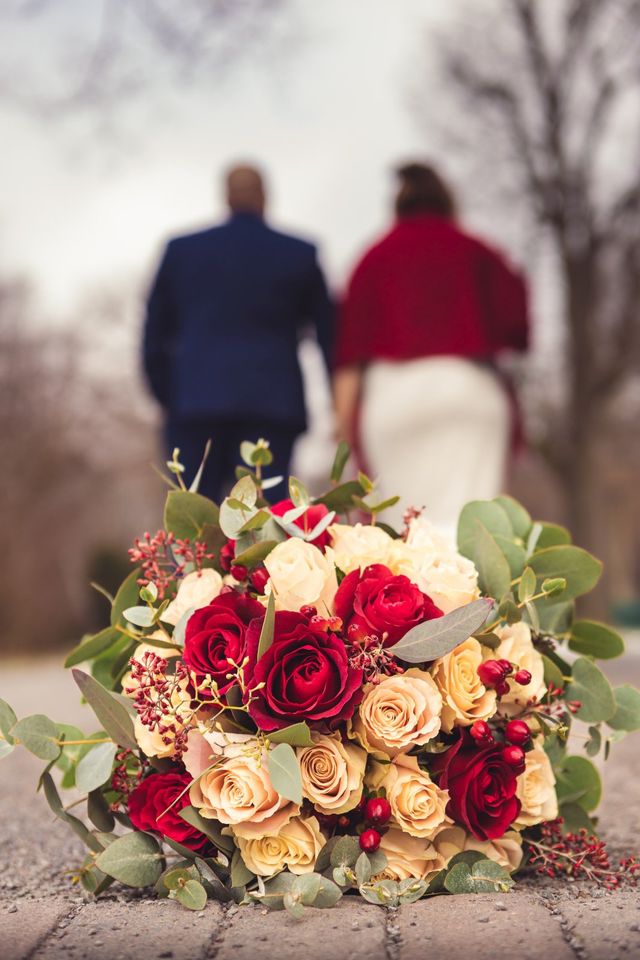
[225,164,266,216]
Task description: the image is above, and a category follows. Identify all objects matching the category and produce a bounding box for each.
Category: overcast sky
[0,0,466,316]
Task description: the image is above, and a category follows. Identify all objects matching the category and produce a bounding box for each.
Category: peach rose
[377,826,446,882]
[264,538,338,614]
[431,637,497,732]
[515,744,558,827]
[161,568,223,626]
[327,522,393,574]
[234,815,325,877]
[372,754,449,839]
[297,732,366,815]
[388,517,480,614]
[494,622,546,716]
[189,740,299,838]
[432,825,523,873]
[350,669,442,758]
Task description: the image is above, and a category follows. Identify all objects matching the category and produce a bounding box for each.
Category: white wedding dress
[360,356,510,536]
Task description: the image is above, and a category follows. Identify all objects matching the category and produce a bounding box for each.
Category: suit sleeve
[301,249,335,372]
[143,244,176,408]
[334,252,377,369]
[479,245,530,353]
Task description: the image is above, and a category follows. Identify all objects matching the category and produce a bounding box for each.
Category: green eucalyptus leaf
[313,479,365,514]
[95,831,163,887]
[387,598,492,663]
[565,657,616,723]
[72,670,138,750]
[493,495,532,539]
[535,523,572,549]
[11,715,60,761]
[0,699,17,743]
[233,539,278,569]
[529,546,602,600]
[559,802,595,834]
[397,878,427,904]
[164,490,220,539]
[310,875,343,908]
[267,743,302,804]
[329,836,361,869]
[75,742,118,793]
[457,500,513,558]
[172,878,208,911]
[268,722,313,747]
[556,755,602,811]
[355,852,372,886]
[0,741,14,759]
[179,806,235,854]
[123,605,155,628]
[472,522,512,600]
[445,858,514,894]
[41,772,103,852]
[288,476,310,508]
[569,621,625,660]
[230,849,255,888]
[607,685,640,732]
[518,567,536,603]
[330,441,351,483]
[87,789,116,832]
[257,591,276,661]
[111,569,143,628]
[64,627,122,668]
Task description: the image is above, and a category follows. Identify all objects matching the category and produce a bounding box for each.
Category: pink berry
[364,797,391,826]
[359,828,381,853]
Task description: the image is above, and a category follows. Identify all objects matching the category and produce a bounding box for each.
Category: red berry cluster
[128,652,190,757]
[219,540,269,593]
[469,718,531,771]
[129,530,216,598]
[346,627,404,684]
[359,797,392,853]
[527,819,640,889]
[477,659,531,697]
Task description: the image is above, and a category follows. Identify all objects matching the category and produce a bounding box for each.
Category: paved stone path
[1,653,639,960]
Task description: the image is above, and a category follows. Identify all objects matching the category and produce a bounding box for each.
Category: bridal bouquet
[2,440,639,916]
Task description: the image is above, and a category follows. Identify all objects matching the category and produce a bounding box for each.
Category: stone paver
[394,892,575,960]
[217,900,387,960]
[551,889,640,960]
[29,899,224,960]
[0,899,72,960]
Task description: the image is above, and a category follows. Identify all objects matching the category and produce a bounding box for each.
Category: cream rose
[431,637,497,732]
[297,733,366,815]
[387,518,480,614]
[161,569,223,626]
[234,816,325,877]
[328,522,393,574]
[494,622,546,716]
[350,669,442,758]
[432,825,523,873]
[377,826,446,882]
[189,743,299,838]
[264,538,338,614]
[373,755,449,839]
[515,744,558,827]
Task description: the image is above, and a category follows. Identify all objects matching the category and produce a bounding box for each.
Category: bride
[333,162,529,536]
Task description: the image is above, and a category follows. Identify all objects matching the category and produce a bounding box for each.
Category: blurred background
[2,0,640,654]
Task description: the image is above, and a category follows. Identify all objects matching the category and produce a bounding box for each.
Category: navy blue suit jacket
[143,213,334,429]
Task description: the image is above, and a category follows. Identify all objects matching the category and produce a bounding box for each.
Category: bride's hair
[394,163,456,219]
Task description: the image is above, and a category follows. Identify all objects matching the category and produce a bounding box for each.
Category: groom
[143,164,334,502]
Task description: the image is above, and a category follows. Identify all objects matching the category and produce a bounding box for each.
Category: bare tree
[0,0,290,116]
[422,0,640,555]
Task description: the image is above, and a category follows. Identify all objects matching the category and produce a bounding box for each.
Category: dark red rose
[244,611,363,731]
[128,771,210,851]
[183,591,264,698]
[335,564,443,647]
[434,732,521,841]
[271,499,332,549]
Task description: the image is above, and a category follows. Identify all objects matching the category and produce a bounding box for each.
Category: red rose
[244,611,363,731]
[271,499,332,549]
[128,771,210,851]
[434,732,521,841]
[335,564,443,647]
[183,591,264,697]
